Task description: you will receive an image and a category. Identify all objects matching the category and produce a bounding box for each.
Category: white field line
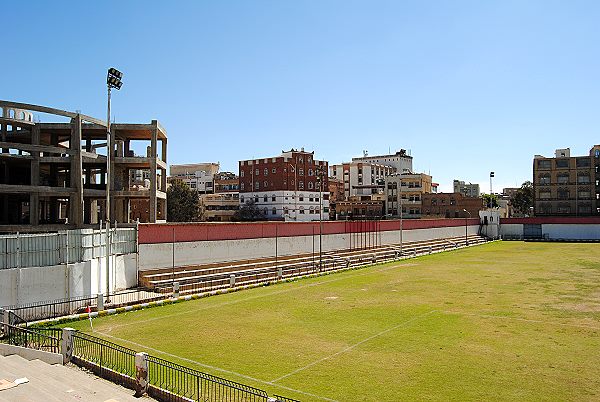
[96,331,339,402]
[270,309,438,384]
[441,310,600,330]
[103,260,414,332]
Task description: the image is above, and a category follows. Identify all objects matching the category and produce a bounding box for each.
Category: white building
[351,149,413,174]
[329,162,396,199]
[170,163,220,194]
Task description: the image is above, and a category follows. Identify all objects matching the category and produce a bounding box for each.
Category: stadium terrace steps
[0,354,145,402]
[139,235,489,294]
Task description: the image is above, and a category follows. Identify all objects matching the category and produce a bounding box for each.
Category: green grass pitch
[64,242,600,401]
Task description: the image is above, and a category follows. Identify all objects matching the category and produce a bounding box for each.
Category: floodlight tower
[105,68,123,301]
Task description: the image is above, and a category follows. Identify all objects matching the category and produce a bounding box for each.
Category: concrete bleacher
[139,235,489,294]
[0,354,145,402]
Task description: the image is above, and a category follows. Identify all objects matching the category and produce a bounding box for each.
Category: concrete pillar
[172,282,179,298]
[277,267,282,280]
[69,116,83,227]
[1,308,10,335]
[149,123,158,223]
[30,125,40,225]
[97,294,104,311]
[134,352,149,397]
[229,274,235,287]
[61,327,76,364]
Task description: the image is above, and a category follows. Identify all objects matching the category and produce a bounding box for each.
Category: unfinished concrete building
[0,101,167,231]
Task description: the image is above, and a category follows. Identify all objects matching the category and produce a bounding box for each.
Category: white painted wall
[0,253,138,307]
[499,223,600,240]
[139,225,479,270]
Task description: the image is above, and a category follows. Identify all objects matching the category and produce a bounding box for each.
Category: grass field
[63,242,600,401]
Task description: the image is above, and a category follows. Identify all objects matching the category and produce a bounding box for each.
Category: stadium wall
[499,217,600,240]
[0,253,137,306]
[138,219,480,270]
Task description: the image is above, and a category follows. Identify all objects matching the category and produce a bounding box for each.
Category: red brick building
[421,193,483,218]
[238,149,329,221]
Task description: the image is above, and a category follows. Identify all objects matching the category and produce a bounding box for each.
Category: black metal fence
[2,287,162,323]
[147,355,269,402]
[1,323,60,353]
[69,330,295,402]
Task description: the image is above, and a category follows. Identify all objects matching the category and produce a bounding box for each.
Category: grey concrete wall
[0,344,63,365]
[139,225,480,270]
[0,253,137,307]
[500,223,600,240]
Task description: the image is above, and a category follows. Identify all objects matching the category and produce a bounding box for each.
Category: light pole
[463,208,471,246]
[489,171,494,195]
[105,67,123,301]
[316,166,324,271]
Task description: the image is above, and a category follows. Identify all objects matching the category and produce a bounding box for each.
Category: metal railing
[69,330,292,402]
[1,287,162,323]
[1,323,60,353]
[147,355,269,402]
[273,396,301,402]
[0,227,137,270]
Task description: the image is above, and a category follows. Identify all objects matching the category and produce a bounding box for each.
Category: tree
[482,193,499,208]
[510,181,534,217]
[233,199,263,221]
[167,180,200,222]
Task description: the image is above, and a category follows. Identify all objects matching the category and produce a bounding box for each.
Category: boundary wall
[500,217,600,240]
[0,253,137,306]
[138,219,480,270]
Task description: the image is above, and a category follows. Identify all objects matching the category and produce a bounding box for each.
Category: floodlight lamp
[108,68,123,79]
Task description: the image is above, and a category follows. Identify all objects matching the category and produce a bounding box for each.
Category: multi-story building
[0,100,167,230]
[384,173,433,218]
[238,148,329,221]
[351,149,413,174]
[421,193,483,219]
[328,176,345,220]
[169,163,220,194]
[453,180,480,198]
[329,162,396,199]
[334,195,384,220]
[199,192,239,222]
[533,146,600,216]
[214,172,239,193]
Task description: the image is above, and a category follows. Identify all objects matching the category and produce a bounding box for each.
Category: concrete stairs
[139,235,489,294]
[0,354,147,402]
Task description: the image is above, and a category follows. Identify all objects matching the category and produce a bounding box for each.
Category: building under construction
[0,101,167,232]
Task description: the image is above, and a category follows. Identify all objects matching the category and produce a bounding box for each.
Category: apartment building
[0,101,167,230]
[533,146,600,216]
[421,193,483,218]
[335,195,385,220]
[238,148,329,221]
[453,180,480,198]
[384,173,433,218]
[214,172,239,193]
[199,192,239,222]
[329,162,396,199]
[169,163,219,194]
[352,149,413,173]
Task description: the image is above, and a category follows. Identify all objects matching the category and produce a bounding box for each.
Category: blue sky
[3,1,600,192]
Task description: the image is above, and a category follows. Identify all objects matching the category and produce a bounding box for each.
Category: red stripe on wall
[138,218,480,244]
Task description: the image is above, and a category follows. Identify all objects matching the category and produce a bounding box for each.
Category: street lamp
[463,208,471,246]
[105,67,123,301]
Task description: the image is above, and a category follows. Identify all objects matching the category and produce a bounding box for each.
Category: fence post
[172,282,179,299]
[1,308,9,335]
[135,352,149,397]
[97,294,104,311]
[16,232,20,269]
[277,267,282,281]
[61,327,76,364]
[229,274,236,287]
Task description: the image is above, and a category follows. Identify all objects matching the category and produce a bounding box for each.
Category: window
[578,191,591,199]
[557,174,569,184]
[308,157,312,163]
[309,196,313,202]
[557,204,570,214]
[240,183,245,191]
[263,207,268,215]
[538,174,551,185]
[576,158,591,168]
[255,169,259,176]
[272,168,276,174]
[255,196,259,203]
[272,196,276,201]
[557,189,569,200]
[272,208,277,215]
[299,208,305,214]
[537,160,551,169]
[308,169,313,176]
[539,190,551,199]
[299,195,304,201]
[315,196,319,203]
[240,170,245,177]
[240,196,244,203]
[264,195,268,202]
[255,182,259,189]
[264,168,268,176]
[264,181,268,187]
[308,182,314,189]
[299,181,304,190]
[555,159,569,168]
[299,168,304,176]
[578,175,591,184]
